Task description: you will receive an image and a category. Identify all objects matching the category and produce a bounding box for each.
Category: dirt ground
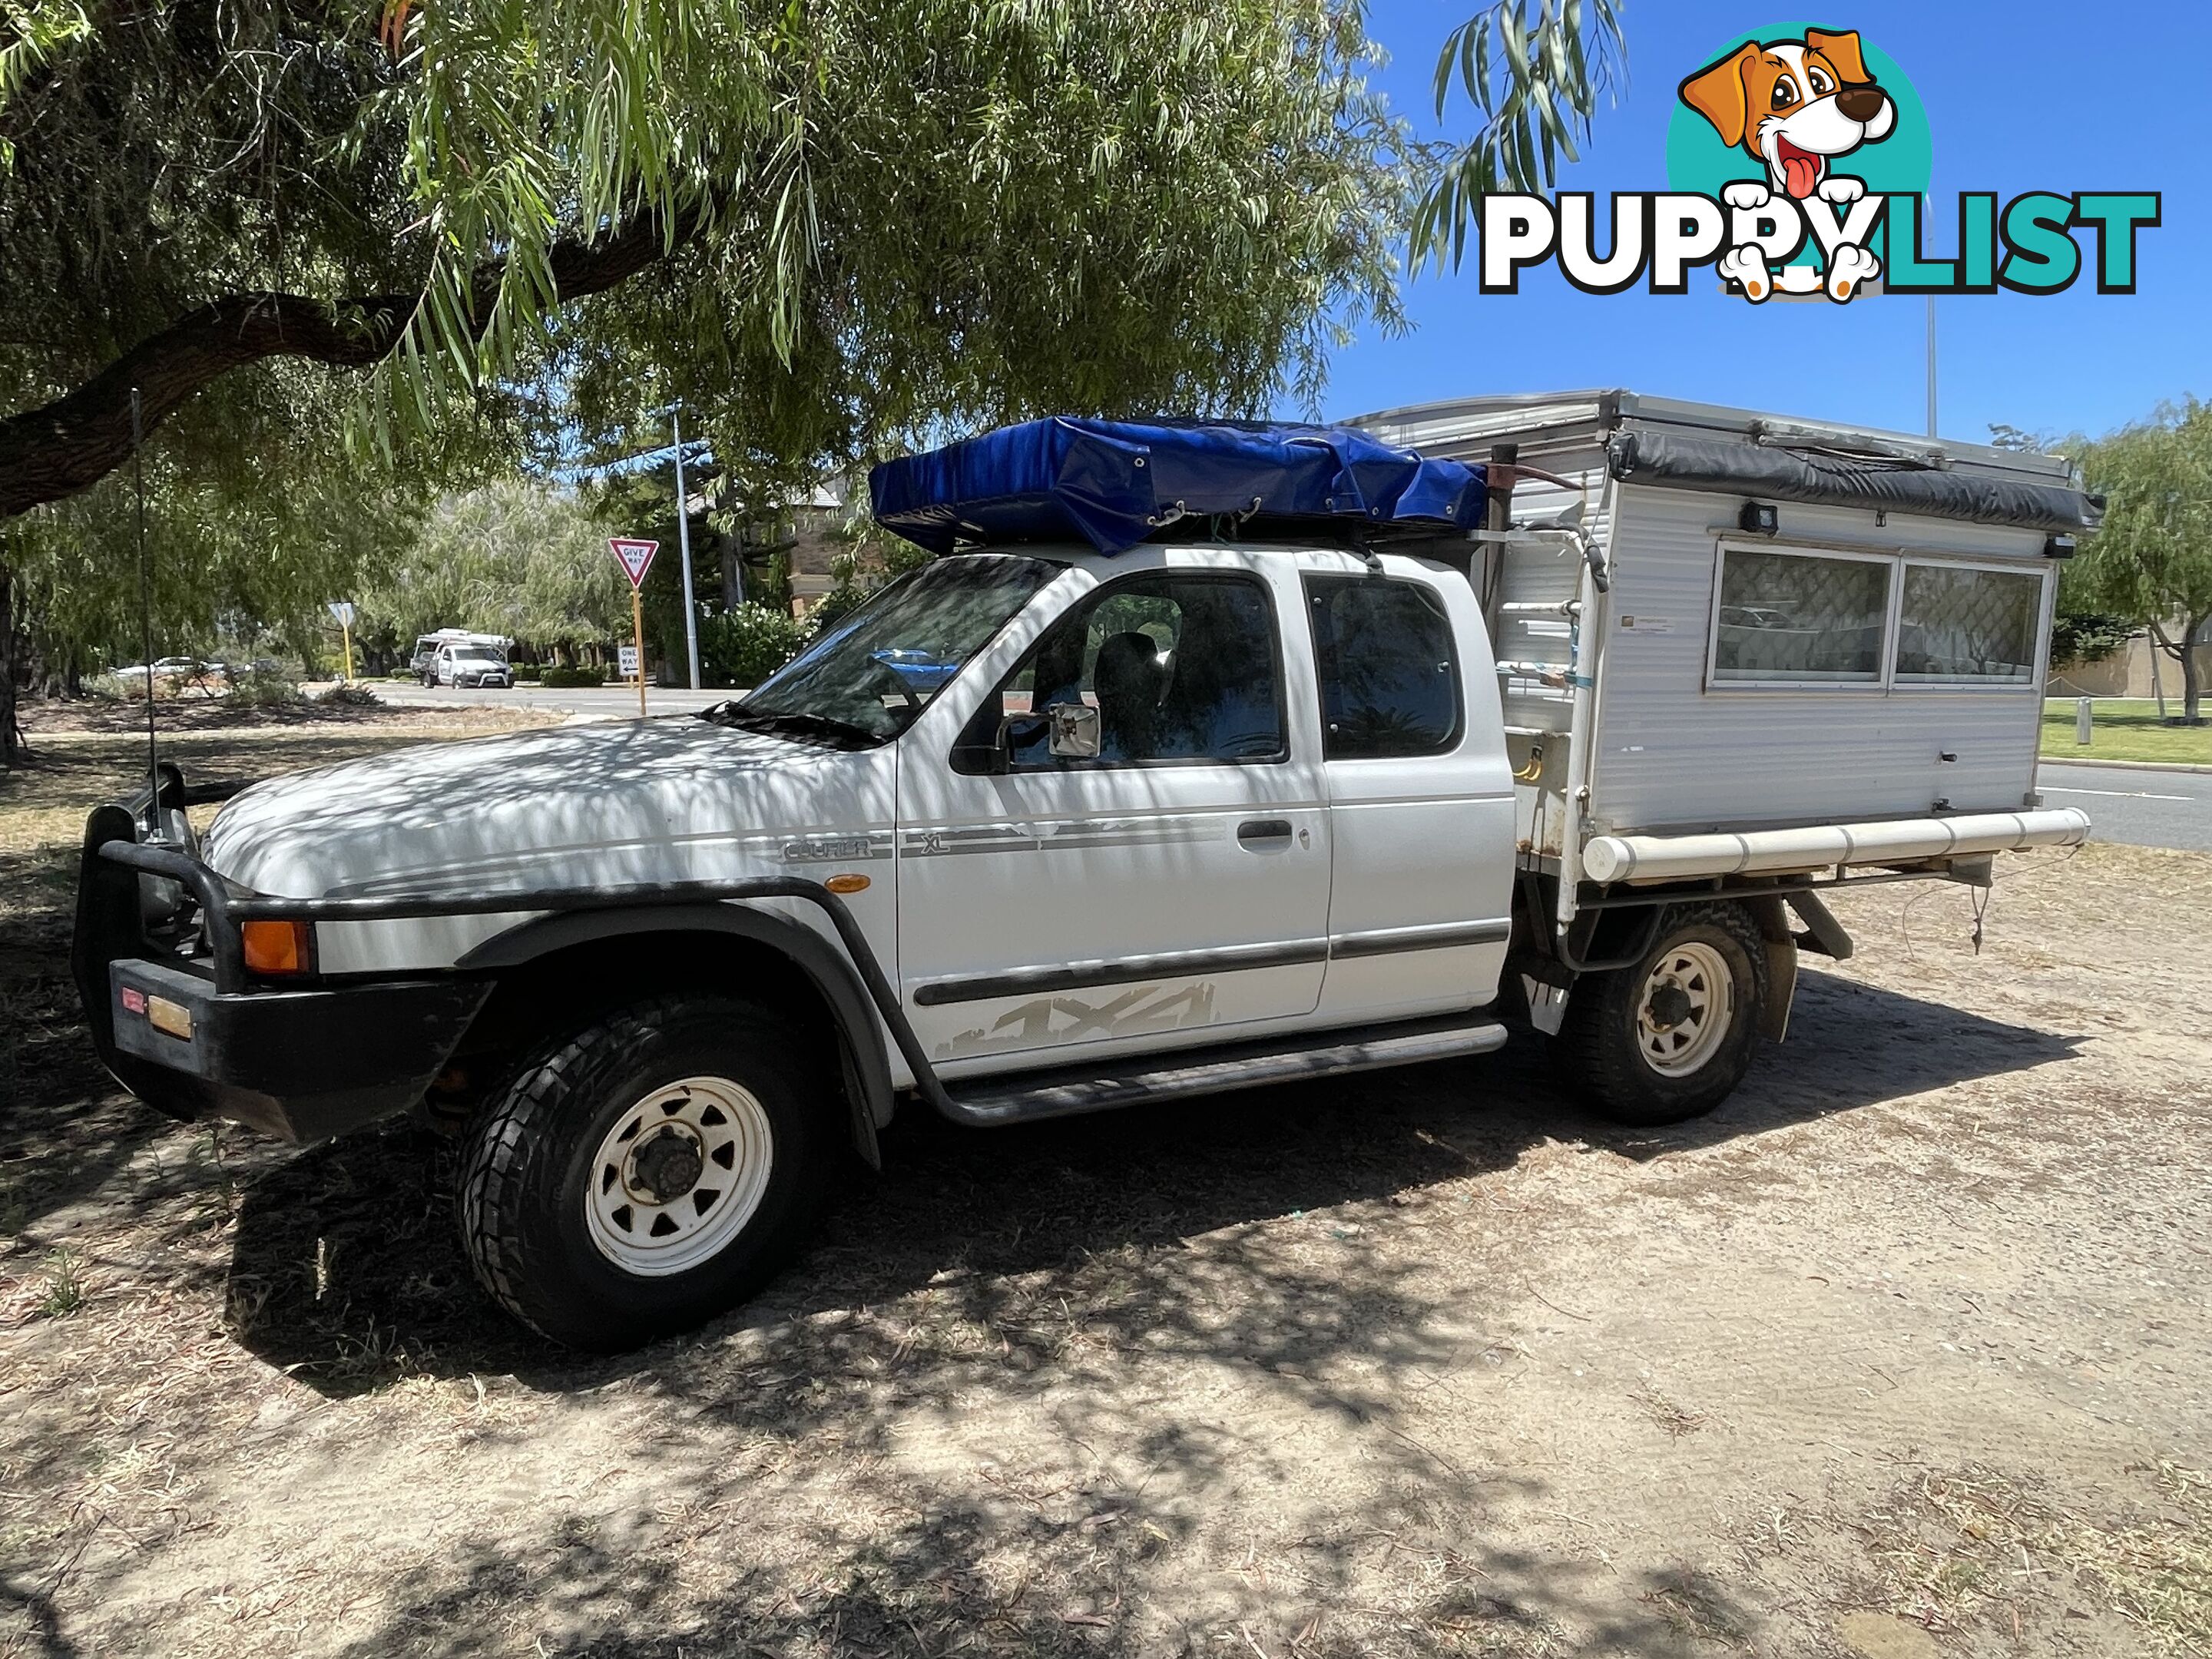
[2,710,2208,1659]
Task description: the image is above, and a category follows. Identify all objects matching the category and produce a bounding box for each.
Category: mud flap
[1742,896,1800,1043]
[1521,975,1571,1036]
[1759,936,1798,1041]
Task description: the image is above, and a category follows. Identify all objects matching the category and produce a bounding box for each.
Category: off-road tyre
[459,993,835,1350]
[1548,902,1767,1128]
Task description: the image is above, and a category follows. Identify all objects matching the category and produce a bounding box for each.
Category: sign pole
[606,538,660,718]
[326,600,359,685]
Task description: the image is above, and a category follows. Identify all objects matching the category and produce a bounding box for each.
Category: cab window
[955,572,1286,771]
[1305,575,1462,759]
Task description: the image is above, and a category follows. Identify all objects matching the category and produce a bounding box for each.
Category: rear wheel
[459,993,835,1350]
[1548,902,1767,1127]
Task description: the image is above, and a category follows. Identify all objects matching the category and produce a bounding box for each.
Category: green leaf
[1413,0,1627,271]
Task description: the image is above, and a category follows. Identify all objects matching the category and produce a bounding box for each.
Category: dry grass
[1629,1384,1709,1439]
[1862,1463,2212,1654]
[2,709,2210,1657]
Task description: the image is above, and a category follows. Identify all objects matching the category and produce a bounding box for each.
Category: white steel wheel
[1635,941,1734,1078]
[581,1075,775,1277]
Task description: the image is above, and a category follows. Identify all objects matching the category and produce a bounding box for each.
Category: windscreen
[714,555,1061,745]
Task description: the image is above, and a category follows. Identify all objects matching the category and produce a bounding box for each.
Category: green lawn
[2042,698,2212,766]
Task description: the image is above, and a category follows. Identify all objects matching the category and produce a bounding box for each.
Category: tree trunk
[0,206,704,519]
[0,557,22,769]
[2183,613,2208,724]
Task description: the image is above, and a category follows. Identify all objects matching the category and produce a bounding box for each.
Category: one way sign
[608,538,658,589]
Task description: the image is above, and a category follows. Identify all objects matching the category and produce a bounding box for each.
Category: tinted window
[957,573,1285,769]
[1306,575,1462,759]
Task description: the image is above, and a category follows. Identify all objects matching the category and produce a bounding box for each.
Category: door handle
[1237,818,1295,846]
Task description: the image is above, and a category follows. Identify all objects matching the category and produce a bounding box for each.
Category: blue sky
[1307,2,2204,445]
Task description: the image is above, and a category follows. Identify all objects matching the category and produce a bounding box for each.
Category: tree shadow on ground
[298,1487,1773,1659]
[1,956,2081,1659]
[222,969,2080,1402]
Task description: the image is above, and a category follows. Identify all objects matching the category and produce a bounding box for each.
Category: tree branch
[0,209,695,518]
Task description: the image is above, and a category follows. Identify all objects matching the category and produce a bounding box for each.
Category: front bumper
[74,795,488,1144]
[107,957,487,1144]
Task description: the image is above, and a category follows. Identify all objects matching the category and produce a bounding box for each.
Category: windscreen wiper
[696,704,882,748]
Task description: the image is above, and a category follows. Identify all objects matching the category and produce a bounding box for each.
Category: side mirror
[1046,702,1101,760]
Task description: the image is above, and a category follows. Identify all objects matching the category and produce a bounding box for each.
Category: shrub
[700,604,806,689]
[224,665,302,707]
[541,664,607,688]
[316,682,382,707]
[2051,611,2134,667]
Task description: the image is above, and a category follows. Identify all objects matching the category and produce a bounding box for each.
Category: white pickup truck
[75,404,2097,1350]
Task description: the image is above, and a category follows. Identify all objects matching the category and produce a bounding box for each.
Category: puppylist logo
[1477,21,2160,303]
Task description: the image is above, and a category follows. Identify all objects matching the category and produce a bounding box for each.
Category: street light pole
[1926,295,1938,439]
[672,409,701,690]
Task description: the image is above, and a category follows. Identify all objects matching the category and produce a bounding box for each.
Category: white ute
[75,402,2096,1349]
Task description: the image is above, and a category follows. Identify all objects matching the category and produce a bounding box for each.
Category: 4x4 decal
[935,982,1220,1059]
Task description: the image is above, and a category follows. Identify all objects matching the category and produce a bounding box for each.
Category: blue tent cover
[869,417,1488,555]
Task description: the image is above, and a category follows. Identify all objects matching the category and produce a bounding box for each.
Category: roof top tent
[1346,390,2098,912]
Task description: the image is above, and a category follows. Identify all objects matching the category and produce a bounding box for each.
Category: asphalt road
[2039,762,2212,853]
[363,680,730,719]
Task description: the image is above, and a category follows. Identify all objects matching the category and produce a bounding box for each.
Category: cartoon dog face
[1679,28,1896,200]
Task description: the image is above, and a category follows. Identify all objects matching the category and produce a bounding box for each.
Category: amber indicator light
[241,919,313,975]
[146,995,194,1041]
[824,873,871,895]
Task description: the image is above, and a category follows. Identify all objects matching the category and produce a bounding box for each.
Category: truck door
[896,555,1333,1071]
[1302,555,1516,1023]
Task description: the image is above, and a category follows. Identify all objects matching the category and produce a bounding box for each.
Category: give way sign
[608,537,658,589]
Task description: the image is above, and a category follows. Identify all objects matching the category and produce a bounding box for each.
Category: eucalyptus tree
[2074,402,2212,723]
[2,369,422,681]
[1412,1,1629,272]
[356,481,628,667]
[0,0,1412,518]
[0,0,1423,763]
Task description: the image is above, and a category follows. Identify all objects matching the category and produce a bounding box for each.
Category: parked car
[412,631,514,685]
[868,647,965,694]
[434,643,513,689]
[75,401,2097,1352]
[111,657,230,696]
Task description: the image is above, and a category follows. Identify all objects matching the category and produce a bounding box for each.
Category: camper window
[1710,547,1891,686]
[1893,563,2043,684]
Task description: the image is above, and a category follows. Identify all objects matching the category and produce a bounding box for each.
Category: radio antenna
[131,386,162,841]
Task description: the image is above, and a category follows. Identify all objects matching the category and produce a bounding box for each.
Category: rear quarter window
[1304,575,1463,760]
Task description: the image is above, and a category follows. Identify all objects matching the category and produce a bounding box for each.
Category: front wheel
[459,994,836,1350]
[1548,902,1769,1127]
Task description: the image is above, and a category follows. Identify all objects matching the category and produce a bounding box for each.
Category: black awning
[1606,429,2102,534]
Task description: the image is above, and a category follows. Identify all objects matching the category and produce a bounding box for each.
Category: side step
[936,1012,1509,1128]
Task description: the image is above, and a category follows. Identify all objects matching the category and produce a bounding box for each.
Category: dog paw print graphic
[1679,28,1898,303]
